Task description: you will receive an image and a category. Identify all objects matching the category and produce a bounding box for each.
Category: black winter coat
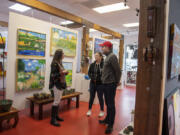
[49,62,63,90]
[88,61,104,85]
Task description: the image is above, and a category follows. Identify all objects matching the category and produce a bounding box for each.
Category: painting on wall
[0,37,6,49]
[168,24,180,79]
[126,71,137,85]
[16,58,46,92]
[113,42,119,58]
[163,88,180,135]
[93,38,106,54]
[63,62,73,87]
[17,29,46,57]
[50,28,77,57]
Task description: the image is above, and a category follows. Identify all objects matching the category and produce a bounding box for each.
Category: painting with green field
[63,62,73,87]
[17,29,46,57]
[50,28,77,57]
[16,59,46,92]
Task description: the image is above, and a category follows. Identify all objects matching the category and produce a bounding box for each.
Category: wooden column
[81,27,89,74]
[119,38,124,70]
[134,0,167,135]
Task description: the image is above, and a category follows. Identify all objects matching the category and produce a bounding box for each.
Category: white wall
[6,12,80,109]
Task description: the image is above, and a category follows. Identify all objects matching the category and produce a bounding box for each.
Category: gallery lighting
[9,3,31,12]
[61,21,74,25]
[90,29,97,32]
[93,2,129,14]
[123,23,139,27]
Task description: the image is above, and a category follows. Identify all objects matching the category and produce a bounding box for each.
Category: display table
[0,107,19,131]
[119,122,133,135]
[27,92,82,120]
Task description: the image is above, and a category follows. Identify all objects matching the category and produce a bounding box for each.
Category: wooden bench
[0,107,19,131]
[26,92,82,120]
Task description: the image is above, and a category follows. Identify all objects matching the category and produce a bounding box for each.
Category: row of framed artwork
[17,27,78,57]
[16,58,73,92]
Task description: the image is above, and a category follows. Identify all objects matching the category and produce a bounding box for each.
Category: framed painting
[168,24,180,79]
[63,62,73,87]
[0,36,6,49]
[93,37,106,54]
[17,29,46,57]
[16,58,46,92]
[126,71,137,86]
[50,28,77,57]
[163,88,180,135]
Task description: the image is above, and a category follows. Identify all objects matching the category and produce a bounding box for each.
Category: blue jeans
[89,82,104,111]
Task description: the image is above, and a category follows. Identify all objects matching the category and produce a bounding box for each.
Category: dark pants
[103,83,117,127]
[89,82,104,111]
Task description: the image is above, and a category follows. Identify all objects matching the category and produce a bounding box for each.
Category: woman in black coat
[49,49,68,127]
[87,52,104,117]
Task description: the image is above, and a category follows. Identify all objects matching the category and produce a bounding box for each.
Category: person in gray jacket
[99,41,121,134]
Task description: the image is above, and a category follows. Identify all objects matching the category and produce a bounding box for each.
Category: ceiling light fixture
[9,3,31,12]
[93,2,129,14]
[90,29,97,32]
[61,20,74,25]
[123,23,139,27]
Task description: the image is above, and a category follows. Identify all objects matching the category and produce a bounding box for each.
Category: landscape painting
[16,58,46,92]
[0,37,6,49]
[50,28,77,57]
[168,24,180,79]
[17,29,46,57]
[63,62,73,87]
[93,38,106,54]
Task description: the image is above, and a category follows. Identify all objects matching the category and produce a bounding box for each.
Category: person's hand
[63,70,69,75]
[117,82,121,86]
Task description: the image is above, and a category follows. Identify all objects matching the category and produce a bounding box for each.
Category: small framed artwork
[17,29,46,57]
[16,58,46,92]
[50,27,77,57]
[0,36,6,49]
[93,37,106,54]
[63,62,73,87]
[168,24,180,79]
[163,88,180,135]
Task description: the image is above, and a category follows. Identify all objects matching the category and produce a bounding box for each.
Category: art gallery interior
[0,0,179,135]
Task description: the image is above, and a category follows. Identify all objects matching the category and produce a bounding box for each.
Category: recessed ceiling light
[9,3,31,12]
[90,29,97,32]
[93,2,129,14]
[61,21,74,25]
[123,23,139,27]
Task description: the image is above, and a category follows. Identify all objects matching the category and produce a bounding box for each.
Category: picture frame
[168,24,180,79]
[63,62,73,87]
[163,88,180,135]
[17,29,46,57]
[50,27,78,57]
[16,58,46,92]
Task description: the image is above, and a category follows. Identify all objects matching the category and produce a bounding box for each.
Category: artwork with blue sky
[17,29,46,57]
[17,58,46,92]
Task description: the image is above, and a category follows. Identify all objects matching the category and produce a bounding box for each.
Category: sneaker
[98,111,105,117]
[86,110,92,116]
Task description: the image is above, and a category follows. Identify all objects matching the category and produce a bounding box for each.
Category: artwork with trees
[16,58,46,92]
[50,28,77,57]
[17,29,46,57]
